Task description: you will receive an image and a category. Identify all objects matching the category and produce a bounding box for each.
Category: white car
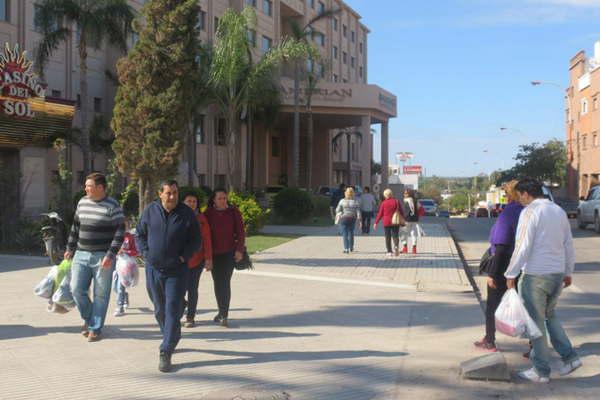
[577,185,600,233]
[418,199,438,216]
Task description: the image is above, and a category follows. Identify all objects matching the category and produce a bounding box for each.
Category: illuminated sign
[0,43,46,118]
[403,165,422,174]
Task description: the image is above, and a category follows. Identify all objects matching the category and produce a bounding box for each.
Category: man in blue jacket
[137,179,201,372]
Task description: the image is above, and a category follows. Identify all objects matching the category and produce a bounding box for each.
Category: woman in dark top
[474,180,523,352]
[203,189,245,327]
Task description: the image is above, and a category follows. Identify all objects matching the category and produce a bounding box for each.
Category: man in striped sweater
[65,172,125,342]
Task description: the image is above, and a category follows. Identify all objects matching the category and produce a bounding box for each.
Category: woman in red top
[374,188,405,257]
[182,192,213,328]
[203,189,245,327]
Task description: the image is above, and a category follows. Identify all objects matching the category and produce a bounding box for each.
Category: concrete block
[460,352,511,381]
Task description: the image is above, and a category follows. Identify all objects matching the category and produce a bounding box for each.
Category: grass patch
[267,214,334,227]
[246,234,300,254]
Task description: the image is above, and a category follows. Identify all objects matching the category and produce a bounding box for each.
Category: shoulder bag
[391,199,406,226]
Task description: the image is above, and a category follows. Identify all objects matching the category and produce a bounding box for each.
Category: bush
[228,191,269,234]
[311,195,331,217]
[273,188,314,223]
[11,218,43,252]
[179,186,207,209]
[120,182,139,218]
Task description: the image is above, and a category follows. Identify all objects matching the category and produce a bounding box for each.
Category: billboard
[403,165,422,175]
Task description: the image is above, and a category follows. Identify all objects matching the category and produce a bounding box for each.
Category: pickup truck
[577,185,600,233]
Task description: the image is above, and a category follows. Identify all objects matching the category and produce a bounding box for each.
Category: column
[381,120,389,187]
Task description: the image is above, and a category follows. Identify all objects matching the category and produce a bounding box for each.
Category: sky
[344,0,600,177]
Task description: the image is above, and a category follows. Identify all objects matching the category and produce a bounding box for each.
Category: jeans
[184,266,203,320]
[212,252,235,318]
[145,264,187,354]
[519,273,579,377]
[361,211,373,233]
[400,222,418,247]
[384,226,400,253]
[71,250,114,333]
[340,217,356,251]
[116,281,128,307]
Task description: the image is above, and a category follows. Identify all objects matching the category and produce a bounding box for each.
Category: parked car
[556,198,579,219]
[418,199,438,216]
[577,185,600,233]
[438,210,450,218]
[475,207,490,218]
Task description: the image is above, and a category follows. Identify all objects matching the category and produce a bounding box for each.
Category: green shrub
[179,186,207,209]
[228,191,269,234]
[273,187,314,223]
[11,218,43,252]
[311,195,331,217]
[120,182,139,217]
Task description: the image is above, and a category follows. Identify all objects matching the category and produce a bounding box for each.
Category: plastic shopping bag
[52,271,75,309]
[116,253,139,288]
[495,289,542,339]
[33,265,58,299]
[112,270,120,294]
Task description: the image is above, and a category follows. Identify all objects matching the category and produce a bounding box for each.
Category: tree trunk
[187,123,195,187]
[139,177,155,216]
[78,36,91,178]
[246,112,253,191]
[306,106,314,191]
[292,61,301,188]
[226,104,240,192]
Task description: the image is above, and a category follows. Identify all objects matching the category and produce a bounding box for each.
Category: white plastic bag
[52,271,75,309]
[33,266,58,299]
[116,253,139,288]
[495,289,542,339]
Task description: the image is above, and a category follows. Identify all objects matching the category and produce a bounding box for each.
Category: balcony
[280,0,305,15]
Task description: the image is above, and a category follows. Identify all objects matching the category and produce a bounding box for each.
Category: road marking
[238,270,415,290]
[568,284,584,293]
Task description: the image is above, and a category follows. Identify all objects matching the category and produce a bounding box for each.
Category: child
[113,221,138,317]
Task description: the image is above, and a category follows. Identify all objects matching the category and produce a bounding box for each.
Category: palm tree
[287,8,340,188]
[209,7,313,191]
[34,0,134,178]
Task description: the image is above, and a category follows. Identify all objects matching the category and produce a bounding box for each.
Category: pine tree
[112,0,201,212]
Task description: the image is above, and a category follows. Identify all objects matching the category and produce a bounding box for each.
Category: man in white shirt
[505,179,581,383]
[359,186,377,234]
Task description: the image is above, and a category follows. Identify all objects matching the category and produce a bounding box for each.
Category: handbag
[234,249,253,270]
[478,247,494,275]
[391,200,406,226]
[334,212,342,225]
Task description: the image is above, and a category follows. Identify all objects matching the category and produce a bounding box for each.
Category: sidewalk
[0,224,595,399]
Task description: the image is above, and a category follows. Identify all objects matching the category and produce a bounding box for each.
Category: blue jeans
[71,250,114,333]
[519,274,579,377]
[116,281,128,307]
[340,218,356,251]
[145,264,187,354]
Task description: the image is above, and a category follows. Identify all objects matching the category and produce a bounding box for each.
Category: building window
[245,0,256,7]
[351,30,355,42]
[1,0,9,22]
[93,97,102,112]
[246,29,256,47]
[318,1,325,13]
[343,25,347,38]
[214,17,219,33]
[76,94,81,109]
[262,35,272,53]
[215,118,227,146]
[309,0,315,9]
[593,133,598,147]
[333,74,338,82]
[332,45,338,59]
[359,66,363,78]
[198,10,206,31]
[342,78,347,83]
[342,51,347,64]
[594,97,598,111]
[333,18,338,31]
[581,98,589,115]
[583,135,587,150]
[271,136,280,157]
[51,89,61,98]
[315,32,325,46]
[263,0,272,16]
[359,42,363,53]
[214,174,226,188]
[350,56,355,68]
[194,115,205,144]
[198,174,206,186]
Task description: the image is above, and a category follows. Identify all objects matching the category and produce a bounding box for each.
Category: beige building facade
[0,0,396,221]
[567,41,600,199]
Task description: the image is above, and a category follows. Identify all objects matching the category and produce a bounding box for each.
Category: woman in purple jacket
[474,180,523,352]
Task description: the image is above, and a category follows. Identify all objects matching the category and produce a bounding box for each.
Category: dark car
[475,207,490,218]
[556,198,579,219]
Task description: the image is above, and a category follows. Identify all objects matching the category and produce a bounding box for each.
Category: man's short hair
[364,186,370,193]
[86,172,107,189]
[515,178,543,198]
[159,179,178,192]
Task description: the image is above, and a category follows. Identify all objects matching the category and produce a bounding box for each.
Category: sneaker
[213,314,222,323]
[518,367,549,383]
[113,307,125,317]
[184,319,195,328]
[386,252,394,258]
[343,249,349,254]
[81,324,89,338]
[412,246,417,254]
[401,245,408,254]
[473,338,497,352]
[559,359,582,376]
[87,331,101,342]
[123,293,129,309]
[220,317,229,328]
[159,351,172,373]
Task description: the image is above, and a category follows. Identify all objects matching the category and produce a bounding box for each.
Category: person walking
[505,178,581,383]
[182,191,213,328]
[204,189,245,328]
[360,186,377,234]
[474,180,523,352]
[374,188,405,257]
[136,180,201,372]
[400,189,420,254]
[336,187,361,253]
[329,183,346,221]
[65,172,125,342]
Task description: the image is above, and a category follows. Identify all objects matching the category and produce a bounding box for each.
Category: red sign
[403,165,422,174]
[0,43,46,118]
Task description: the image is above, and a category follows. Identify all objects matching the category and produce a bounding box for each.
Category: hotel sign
[0,43,46,118]
[280,85,353,102]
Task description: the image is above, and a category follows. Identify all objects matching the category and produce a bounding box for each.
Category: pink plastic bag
[116,253,139,288]
[495,289,542,339]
